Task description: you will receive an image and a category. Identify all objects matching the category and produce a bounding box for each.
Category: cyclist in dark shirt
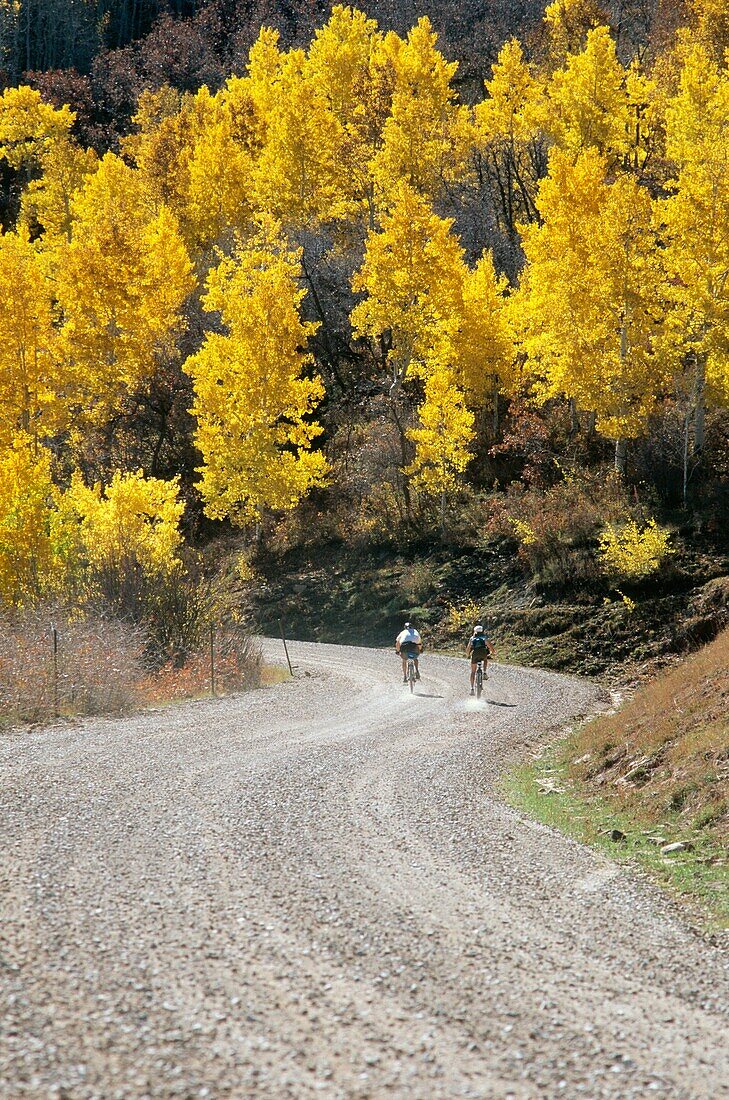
[466,625,494,695]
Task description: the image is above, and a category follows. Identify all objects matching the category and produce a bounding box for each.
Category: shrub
[144,625,262,703]
[0,608,147,724]
[485,468,631,587]
[598,519,673,580]
[444,597,482,633]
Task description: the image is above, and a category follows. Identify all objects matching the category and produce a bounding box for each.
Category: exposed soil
[1,642,727,1098]
[244,540,729,682]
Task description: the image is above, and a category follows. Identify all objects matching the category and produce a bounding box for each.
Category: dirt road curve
[1,642,727,1099]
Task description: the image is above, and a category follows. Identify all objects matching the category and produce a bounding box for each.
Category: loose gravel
[1,641,727,1099]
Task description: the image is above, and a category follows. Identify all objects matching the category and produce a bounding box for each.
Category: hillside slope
[569,628,729,845]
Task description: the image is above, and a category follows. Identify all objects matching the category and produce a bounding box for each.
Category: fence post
[210,624,216,697]
[279,618,294,678]
[51,624,59,718]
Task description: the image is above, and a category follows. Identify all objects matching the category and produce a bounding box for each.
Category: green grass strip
[502,749,729,932]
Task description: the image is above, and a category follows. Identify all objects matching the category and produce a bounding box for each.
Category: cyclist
[395,621,422,683]
[466,624,494,695]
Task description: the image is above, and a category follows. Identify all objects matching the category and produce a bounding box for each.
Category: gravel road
[1,641,727,1100]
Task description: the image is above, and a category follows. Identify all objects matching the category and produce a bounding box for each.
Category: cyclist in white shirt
[395,622,422,683]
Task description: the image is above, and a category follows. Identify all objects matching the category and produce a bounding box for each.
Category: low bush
[483,467,651,588]
[598,519,674,580]
[0,609,147,724]
[144,626,262,703]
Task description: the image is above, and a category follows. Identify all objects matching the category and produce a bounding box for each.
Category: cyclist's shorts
[401,644,419,659]
[470,650,489,665]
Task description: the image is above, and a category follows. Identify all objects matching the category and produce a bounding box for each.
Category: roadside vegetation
[505,628,729,927]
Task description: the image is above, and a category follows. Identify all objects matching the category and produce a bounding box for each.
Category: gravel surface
[1,641,727,1099]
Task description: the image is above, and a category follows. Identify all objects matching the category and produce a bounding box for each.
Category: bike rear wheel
[476,664,483,699]
[408,659,415,693]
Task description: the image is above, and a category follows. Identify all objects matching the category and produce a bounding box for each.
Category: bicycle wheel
[476,663,483,699]
[409,660,415,693]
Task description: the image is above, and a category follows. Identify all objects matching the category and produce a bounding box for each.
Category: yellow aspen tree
[184,87,261,250]
[56,153,194,419]
[516,149,666,472]
[689,0,729,62]
[542,0,609,68]
[660,41,729,473]
[251,48,346,225]
[474,38,548,233]
[20,137,98,243]
[306,5,396,227]
[186,218,328,525]
[0,84,74,169]
[0,437,56,604]
[308,6,383,126]
[63,470,184,579]
[0,229,60,446]
[124,85,190,213]
[246,25,285,117]
[547,26,630,158]
[454,253,516,415]
[126,84,261,253]
[406,366,475,529]
[370,17,472,206]
[351,182,465,385]
[624,62,663,174]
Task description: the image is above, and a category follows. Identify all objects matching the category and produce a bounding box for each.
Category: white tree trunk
[615,437,628,475]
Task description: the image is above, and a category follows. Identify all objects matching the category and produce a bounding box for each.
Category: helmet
[474,624,484,633]
[404,621,411,628]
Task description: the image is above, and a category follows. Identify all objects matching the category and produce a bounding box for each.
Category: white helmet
[474,624,484,633]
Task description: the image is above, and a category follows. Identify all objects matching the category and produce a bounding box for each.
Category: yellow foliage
[547,26,629,158]
[370,17,472,204]
[0,84,74,169]
[0,229,60,446]
[660,42,729,407]
[515,148,668,442]
[126,83,262,251]
[20,136,98,243]
[64,470,184,577]
[598,519,673,579]
[56,153,194,417]
[445,597,481,633]
[455,253,516,401]
[0,438,57,603]
[543,0,608,66]
[511,518,538,546]
[252,49,347,225]
[406,368,475,495]
[351,182,465,381]
[475,38,546,145]
[186,217,328,525]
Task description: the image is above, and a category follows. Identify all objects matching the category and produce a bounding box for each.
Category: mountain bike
[474,658,487,699]
[406,655,417,693]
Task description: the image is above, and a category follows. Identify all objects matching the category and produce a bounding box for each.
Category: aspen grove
[0,0,727,622]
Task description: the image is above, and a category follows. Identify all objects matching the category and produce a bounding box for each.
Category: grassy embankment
[505,629,729,928]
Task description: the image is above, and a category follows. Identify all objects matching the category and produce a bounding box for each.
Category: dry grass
[0,609,147,723]
[142,627,262,704]
[0,610,263,725]
[569,629,729,844]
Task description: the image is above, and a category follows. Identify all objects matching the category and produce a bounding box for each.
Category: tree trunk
[682,402,690,509]
[693,355,706,457]
[614,437,628,475]
[568,397,579,434]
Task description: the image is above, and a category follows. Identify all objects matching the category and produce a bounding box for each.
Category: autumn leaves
[0,0,727,570]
